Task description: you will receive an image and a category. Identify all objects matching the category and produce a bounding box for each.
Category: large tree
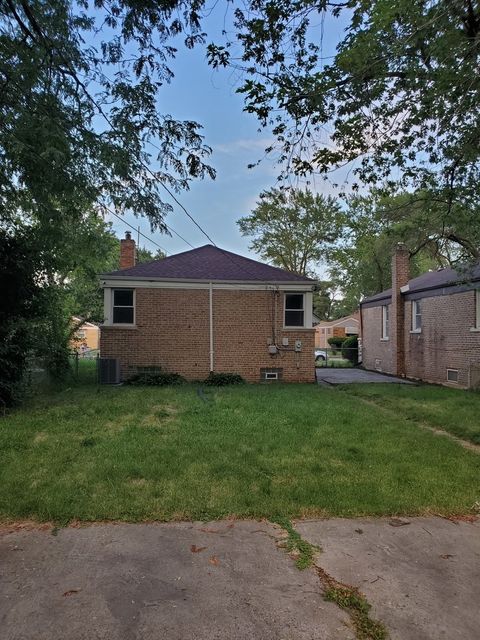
[238,187,344,276]
[327,190,480,311]
[208,1,480,208]
[0,1,214,403]
[1,0,215,231]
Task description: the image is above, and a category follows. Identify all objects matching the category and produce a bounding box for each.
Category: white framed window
[284,293,305,327]
[112,288,135,324]
[381,305,390,339]
[412,299,422,332]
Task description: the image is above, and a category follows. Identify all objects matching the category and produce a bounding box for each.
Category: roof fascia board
[360,296,392,309]
[100,278,314,291]
[405,282,479,301]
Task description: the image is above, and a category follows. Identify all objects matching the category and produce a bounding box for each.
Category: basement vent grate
[260,367,283,382]
[447,368,459,383]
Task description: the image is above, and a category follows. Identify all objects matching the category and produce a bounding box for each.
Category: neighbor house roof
[361,263,480,305]
[361,288,392,305]
[315,313,360,328]
[72,316,99,328]
[102,244,315,283]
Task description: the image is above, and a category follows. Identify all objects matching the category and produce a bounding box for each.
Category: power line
[151,176,217,246]
[105,206,169,255]
[10,5,282,282]
[164,223,196,249]
[11,3,216,249]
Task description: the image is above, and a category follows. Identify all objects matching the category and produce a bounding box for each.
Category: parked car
[315,349,327,363]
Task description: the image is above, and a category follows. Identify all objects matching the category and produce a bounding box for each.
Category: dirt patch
[419,422,480,453]
[128,478,148,487]
[104,413,136,433]
[104,420,125,433]
[140,404,178,427]
[0,520,55,536]
[355,396,480,454]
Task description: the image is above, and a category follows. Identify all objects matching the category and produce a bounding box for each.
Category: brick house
[314,313,360,348]
[70,317,99,353]
[99,233,316,383]
[360,244,480,388]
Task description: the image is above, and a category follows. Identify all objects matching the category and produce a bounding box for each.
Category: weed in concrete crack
[319,570,387,640]
[324,586,370,614]
[271,519,388,639]
[273,517,319,570]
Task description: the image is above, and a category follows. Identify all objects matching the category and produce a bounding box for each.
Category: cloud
[214,137,276,155]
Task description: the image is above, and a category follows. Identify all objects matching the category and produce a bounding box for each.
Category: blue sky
[107,7,350,262]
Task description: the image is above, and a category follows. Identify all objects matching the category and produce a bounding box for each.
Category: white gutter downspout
[209,282,214,372]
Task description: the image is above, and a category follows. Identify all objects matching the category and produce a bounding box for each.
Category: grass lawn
[345,383,480,445]
[1,374,479,524]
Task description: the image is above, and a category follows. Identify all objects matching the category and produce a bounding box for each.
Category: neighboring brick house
[99,233,316,383]
[315,313,360,348]
[70,317,99,353]
[360,244,480,388]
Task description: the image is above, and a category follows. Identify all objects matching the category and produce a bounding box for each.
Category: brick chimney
[391,243,410,376]
[120,231,136,270]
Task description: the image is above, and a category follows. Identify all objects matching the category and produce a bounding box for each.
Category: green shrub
[125,371,185,386]
[203,372,245,386]
[341,335,359,364]
[327,335,347,349]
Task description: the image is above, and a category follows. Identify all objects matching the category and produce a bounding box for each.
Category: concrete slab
[297,517,480,640]
[316,368,413,385]
[0,521,354,640]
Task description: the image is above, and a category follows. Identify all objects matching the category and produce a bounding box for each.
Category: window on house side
[381,305,389,339]
[412,300,422,331]
[113,289,135,324]
[284,293,305,327]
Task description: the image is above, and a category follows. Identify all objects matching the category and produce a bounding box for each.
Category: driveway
[1,517,479,640]
[316,367,413,385]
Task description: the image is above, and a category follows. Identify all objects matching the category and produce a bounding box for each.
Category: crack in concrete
[271,519,388,640]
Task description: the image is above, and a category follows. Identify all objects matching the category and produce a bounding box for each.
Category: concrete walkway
[316,367,413,385]
[0,521,353,640]
[1,517,479,640]
[297,517,480,640]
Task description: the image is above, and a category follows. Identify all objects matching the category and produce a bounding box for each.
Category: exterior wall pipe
[209,282,214,372]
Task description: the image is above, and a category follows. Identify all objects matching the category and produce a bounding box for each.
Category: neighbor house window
[381,305,389,339]
[113,289,135,324]
[284,293,305,327]
[412,300,422,332]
